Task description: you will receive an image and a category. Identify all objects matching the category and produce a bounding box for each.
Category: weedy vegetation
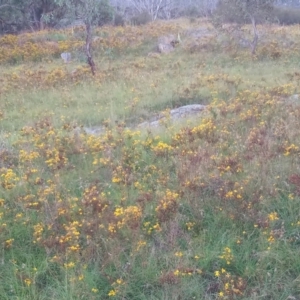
[0,18,300,299]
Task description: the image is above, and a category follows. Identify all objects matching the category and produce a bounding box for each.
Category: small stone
[61,52,71,63]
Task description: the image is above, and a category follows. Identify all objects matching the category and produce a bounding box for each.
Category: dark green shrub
[114,13,125,26]
[273,6,300,25]
[131,11,152,26]
[180,6,201,18]
[214,1,300,26]
[213,0,275,25]
[96,0,114,26]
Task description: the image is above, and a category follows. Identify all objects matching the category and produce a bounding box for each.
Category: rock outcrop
[138,104,206,128]
[157,34,180,54]
[82,104,206,135]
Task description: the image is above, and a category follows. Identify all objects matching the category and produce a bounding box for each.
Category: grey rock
[93,36,101,42]
[83,126,105,135]
[157,43,175,54]
[285,94,300,107]
[61,52,71,63]
[80,105,206,135]
[138,104,206,128]
[157,34,180,54]
[169,104,206,118]
[289,94,299,101]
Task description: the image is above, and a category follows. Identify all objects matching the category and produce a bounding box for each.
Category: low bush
[114,13,125,27]
[273,6,300,25]
[96,0,114,26]
[213,0,275,25]
[214,2,300,26]
[180,6,201,18]
[131,11,152,26]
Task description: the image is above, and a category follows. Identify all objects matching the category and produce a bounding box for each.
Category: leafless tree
[55,0,112,75]
[109,0,218,20]
[214,0,275,55]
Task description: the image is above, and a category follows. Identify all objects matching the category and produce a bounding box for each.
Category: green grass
[1,18,300,299]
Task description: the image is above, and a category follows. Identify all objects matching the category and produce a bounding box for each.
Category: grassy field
[1,18,300,299]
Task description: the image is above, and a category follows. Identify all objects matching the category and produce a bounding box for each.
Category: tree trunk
[40,12,45,30]
[85,22,96,76]
[32,8,40,30]
[250,16,258,55]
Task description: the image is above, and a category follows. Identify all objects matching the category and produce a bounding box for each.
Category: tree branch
[0,4,22,11]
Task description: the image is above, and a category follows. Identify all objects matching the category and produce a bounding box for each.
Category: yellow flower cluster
[0,168,19,189]
[215,268,246,299]
[155,190,179,222]
[219,247,233,265]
